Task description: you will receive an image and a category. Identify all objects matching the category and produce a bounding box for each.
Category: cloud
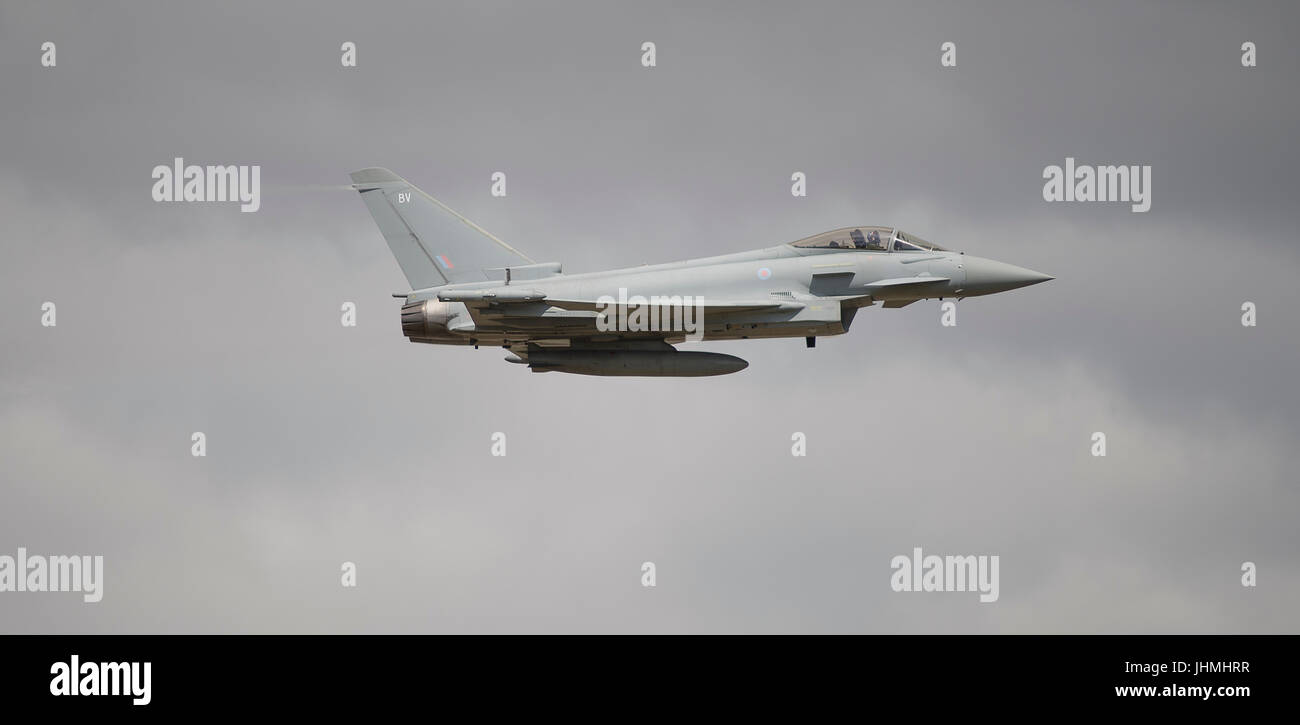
[1,0,1296,632]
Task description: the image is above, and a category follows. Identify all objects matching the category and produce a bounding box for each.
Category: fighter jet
[350,168,1052,377]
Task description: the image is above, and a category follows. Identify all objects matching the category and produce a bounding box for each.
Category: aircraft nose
[962,256,1054,294]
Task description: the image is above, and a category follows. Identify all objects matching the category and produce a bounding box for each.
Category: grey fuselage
[400,242,1050,349]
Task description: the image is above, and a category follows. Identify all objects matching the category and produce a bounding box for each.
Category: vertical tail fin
[349,167,533,289]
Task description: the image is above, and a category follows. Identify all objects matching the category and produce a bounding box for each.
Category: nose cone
[962,256,1054,296]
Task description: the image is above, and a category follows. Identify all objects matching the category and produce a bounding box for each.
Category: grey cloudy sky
[1,0,1297,632]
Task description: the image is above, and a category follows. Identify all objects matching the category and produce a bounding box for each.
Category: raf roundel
[757,267,772,280]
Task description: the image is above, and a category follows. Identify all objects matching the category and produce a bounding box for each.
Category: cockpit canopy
[790,227,947,252]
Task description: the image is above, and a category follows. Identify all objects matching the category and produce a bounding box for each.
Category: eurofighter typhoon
[350,168,1052,377]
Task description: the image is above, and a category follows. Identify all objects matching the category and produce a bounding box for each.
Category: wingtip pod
[348,167,405,187]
